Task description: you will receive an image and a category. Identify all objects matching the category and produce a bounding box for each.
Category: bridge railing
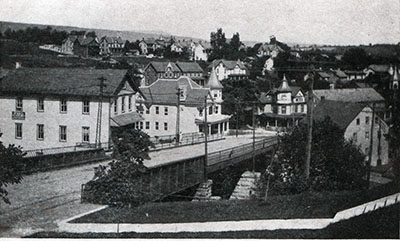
[207,137,278,166]
[150,132,224,151]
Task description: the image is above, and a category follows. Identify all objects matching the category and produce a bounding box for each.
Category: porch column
[218,123,221,134]
[275,119,278,127]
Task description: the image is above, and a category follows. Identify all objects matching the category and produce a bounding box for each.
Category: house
[136,73,230,137]
[170,42,184,53]
[313,100,389,167]
[263,57,274,73]
[143,61,205,86]
[0,67,143,151]
[138,39,150,55]
[208,59,248,81]
[257,75,307,131]
[312,88,389,120]
[332,69,348,81]
[61,35,100,57]
[344,70,366,81]
[99,36,125,56]
[191,42,212,61]
[257,43,284,58]
[61,35,83,54]
[364,64,390,77]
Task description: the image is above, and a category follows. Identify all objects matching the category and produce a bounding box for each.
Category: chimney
[15,62,21,69]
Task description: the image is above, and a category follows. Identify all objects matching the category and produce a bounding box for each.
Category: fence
[149,132,224,151]
[81,136,279,204]
[24,142,110,158]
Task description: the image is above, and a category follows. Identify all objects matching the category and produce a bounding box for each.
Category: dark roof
[147,62,180,73]
[176,62,203,73]
[0,68,130,98]
[368,64,390,73]
[209,59,247,70]
[110,112,144,127]
[206,68,223,89]
[313,100,366,130]
[101,36,125,44]
[139,76,209,107]
[333,69,347,78]
[257,92,273,104]
[317,71,332,78]
[313,88,385,103]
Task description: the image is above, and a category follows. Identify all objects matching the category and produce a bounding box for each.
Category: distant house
[61,35,100,57]
[137,75,230,137]
[143,61,205,86]
[0,67,142,151]
[99,36,125,56]
[344,70,366,81]
[170,42,183,53]
[61,35,81,54]
[364,64,390,77]
[313,100,389,167]
[191,42,212,61]
[257,43,284,58]
[257,75,307,131]
[208,59,248,81]
[312,88,389,121]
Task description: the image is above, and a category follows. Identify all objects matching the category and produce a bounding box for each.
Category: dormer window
[179,86,187,101]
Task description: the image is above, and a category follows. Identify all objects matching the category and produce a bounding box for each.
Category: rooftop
[313,88,385,103]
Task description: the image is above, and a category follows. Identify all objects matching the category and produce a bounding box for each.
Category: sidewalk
[57,192,400,234]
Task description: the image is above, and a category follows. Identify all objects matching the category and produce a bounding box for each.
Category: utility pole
[235,101,239,137]
[366,103,376,189]
[304,72,314,180]
[252,103,256,172]
[95,77,106,149]
[203,95,208,181]
[176,88,181,146]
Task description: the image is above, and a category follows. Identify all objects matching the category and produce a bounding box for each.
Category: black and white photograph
[0,0,399,239]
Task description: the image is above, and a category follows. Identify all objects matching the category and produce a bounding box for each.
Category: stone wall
[230,171,261,200]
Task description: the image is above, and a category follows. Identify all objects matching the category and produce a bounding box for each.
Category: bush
[257,117,366,196]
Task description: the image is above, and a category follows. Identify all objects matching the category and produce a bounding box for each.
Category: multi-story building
[191,42,211,61]
[313,100,389,167]
[143,61,205,86]
[257,75,307,131]
[61,35,100,57]
[137,71,230,137]
[208,59,248,81]
[0,68,142,151]
[99,36,125,56]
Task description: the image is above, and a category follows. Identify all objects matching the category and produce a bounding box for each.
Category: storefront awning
[110,112,144,127]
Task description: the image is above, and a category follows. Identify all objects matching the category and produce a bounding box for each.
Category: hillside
[0,21,206,43]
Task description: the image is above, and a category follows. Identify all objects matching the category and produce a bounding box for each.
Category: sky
[1,0,399,45]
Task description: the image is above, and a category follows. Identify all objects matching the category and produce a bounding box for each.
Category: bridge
[82,134,279,204]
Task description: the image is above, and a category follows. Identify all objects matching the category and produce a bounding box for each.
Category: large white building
[313,100,389,167]
[0,68,142,151]
[137,69,230,137]
[208,59,248,81]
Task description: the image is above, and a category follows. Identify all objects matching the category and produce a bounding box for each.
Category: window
[15,123,22,139]
[121,96,126,113]
[356,118,360,125]
[164,122,168,131]
[37,98,44,112]
[83,100,90,114]
[214,92,218,98]
[145,121,150,129]
[60,99,67,113]
[199,109,203,117]
[301,104,304,112]
[82,127,90,142]
[215,106,219,114]
[375,116,379,124]
[37,124,44,140]
[155,106,159,114]
[365,131,369,139]
[114,98,118,114]
[281,106,287,114]
[209,106,213,115]
[139,122,143,129]
[16,98,23,111]
[164,107,168,115]
[146,107,150,114]
[155,122,159,130]
[59,126,67,142]
[352,132,357,142]
[128,95,132,111]
[365,116,370,125]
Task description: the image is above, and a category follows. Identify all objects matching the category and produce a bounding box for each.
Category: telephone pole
[204,95,208,181]
[95,77,107,148]
[252,103,256,172]
[176,88,181,146]
[304,72,314,180]
[366,103,376,189]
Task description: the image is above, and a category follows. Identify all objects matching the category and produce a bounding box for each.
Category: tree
[0,133,24,204]
[87,128,154,206]
[86,31,97,38]
[386,88,400,183]
[342,47,371,69]
[209,28,228,61]
[257,118,366,196]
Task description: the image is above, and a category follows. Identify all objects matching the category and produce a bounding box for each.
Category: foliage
[258,118,366,195]
[2,26,68,45]
[386,88,400,183]
[0,133,24,204]
[209,28,228,61]
[342,47,371,69]
[87,128,154,206]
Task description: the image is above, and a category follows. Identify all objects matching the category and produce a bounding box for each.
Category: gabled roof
[313,88,385,103]
[313,100,366,130]
[257,92,273,104]
[0,68,131,98]
[206,68,223,89]
[81,37,99,46]
[147,62,180,73]
[333,69,347,78]
[101,36,125,44]
[368,64,390,73]
[139,76,209,107]
[209,59,247,70]
[175,62,204,73]
[317,71,332,78]
[257,43,284,53]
